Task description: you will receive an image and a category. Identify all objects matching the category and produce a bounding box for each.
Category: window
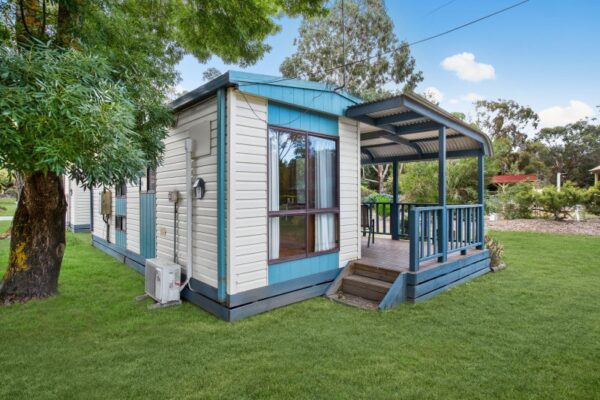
[115,216,127,232]
[268,126,339,262]
[140,168,156,192]
[115,182,127,198]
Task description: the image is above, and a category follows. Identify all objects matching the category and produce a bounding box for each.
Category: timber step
[341,274,392,302]
[352,263,400,283]
[326,262,404,310]
[329,292,380,310]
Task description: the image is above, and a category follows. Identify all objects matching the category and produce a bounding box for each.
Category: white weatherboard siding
[92,186,115,243]
[339,117,361,266]
[227,90,269,295]
[73,184,91,227]
[126,183,140,254]
[156,97,218,287]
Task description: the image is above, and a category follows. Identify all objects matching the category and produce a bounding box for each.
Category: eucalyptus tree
[0,0,326,302]
[280,0,423,101]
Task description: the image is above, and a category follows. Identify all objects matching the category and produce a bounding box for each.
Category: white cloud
[449,98,459,105]
[423,86,444,103]
[441,53,495,82]
[539,100,594,128]
[461,92,485,103]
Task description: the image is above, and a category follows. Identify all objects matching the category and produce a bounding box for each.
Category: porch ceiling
[346,93,493,164]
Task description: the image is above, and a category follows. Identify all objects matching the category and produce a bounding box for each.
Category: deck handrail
[409,204,484,271]
[361,202,435,238]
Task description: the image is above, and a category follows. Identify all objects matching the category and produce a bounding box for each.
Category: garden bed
[487,217,600,236]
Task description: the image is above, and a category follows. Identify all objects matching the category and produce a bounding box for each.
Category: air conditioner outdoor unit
[141,258,181,308]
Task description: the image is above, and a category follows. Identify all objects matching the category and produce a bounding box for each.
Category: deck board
[359,236,483,273]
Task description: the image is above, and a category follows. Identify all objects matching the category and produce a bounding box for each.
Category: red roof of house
[490,174,537,184]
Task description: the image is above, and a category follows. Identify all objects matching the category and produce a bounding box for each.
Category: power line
[237,0,530,89]
[425,0,459,17]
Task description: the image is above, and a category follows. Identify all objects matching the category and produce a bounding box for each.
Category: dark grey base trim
[90,234,341,321]
[69,224,91,233]
[92,235,145,273]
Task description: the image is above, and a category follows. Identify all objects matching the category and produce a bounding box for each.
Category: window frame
[267,125,340,265]
[139,167,157,193]
[115,182,127,198]
[115,215,127,232]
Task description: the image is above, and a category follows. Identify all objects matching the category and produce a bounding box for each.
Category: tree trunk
[0,172,67,303]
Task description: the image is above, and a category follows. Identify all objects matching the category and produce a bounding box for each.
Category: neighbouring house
[86,71,492,321]
[489,173,537,193]
[63,177,91,233]
[591,165,600,185]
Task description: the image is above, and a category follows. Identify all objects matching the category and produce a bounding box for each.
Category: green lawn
[0,197,16,217]
[0,232,599,399]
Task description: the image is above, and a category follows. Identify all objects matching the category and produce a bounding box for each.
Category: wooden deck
[359,236,484,273]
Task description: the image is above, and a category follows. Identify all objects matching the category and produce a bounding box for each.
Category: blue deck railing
[362,202,434,238]
[408,204,484,271]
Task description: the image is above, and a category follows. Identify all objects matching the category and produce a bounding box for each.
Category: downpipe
[180,138,193,291]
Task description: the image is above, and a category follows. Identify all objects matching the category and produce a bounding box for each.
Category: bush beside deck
[0,231,598,399]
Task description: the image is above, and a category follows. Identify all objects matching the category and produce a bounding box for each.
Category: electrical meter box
[101,190,112,216]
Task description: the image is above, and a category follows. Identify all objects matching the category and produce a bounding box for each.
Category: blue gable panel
[269,253,340,285]
[233,72,359,117]
[268,102,339,136]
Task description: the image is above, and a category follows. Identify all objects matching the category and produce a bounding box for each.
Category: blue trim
[378,272,407,310]
[391,161,399,240]
[140,193,156,258]
[477,155,485,250]
[217,88,227,303]
[361,149,484,165]
[170,71,361,117]
[115,198,127,216]
[268,102,339,135]
[268,252,339,285]
[438,126,448,263]
[230,268,339,307]
[115,230,127,249]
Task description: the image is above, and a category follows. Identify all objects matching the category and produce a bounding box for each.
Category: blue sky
[176,0,599,128]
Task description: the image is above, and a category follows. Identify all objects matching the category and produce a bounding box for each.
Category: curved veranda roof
[346,93,493,164]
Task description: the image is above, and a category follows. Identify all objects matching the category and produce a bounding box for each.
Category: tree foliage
[535,120,600,187]
[0,0,327,187]
[476,99,539,151]
[280,0,423,100]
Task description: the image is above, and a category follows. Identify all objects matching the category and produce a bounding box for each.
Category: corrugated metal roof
[347,92,493,164]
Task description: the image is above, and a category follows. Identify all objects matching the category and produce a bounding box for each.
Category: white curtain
[268,131,280,259]
[314,139,336,251]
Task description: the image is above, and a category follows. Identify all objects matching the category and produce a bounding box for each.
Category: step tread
[328,292,380,310]
[352,263,399,283]
[343,274,393,290]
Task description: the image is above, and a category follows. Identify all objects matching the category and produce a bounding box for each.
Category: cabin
[63,177,91,233]
[88,71,492,321]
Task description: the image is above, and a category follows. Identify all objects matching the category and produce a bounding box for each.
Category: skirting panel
[407,252,490,303]
[90,234,341,321]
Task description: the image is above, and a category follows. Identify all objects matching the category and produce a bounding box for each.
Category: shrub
[485,235,505,271]
[495,183,536,219]
[585,185,600,216]
[534,182,586,220]
[363,193,393,216]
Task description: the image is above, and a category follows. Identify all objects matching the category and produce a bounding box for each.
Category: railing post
[391,161,399,240]
[438,126,448,263]
[477,154,485,249]
[409,208,419,272]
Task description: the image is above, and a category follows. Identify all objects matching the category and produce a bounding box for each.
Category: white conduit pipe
[181,138,193,291]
